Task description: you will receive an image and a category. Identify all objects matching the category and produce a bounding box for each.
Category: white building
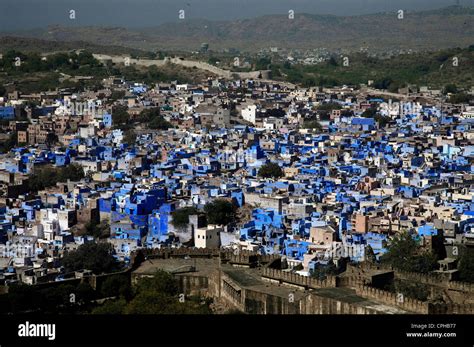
[194,225,222,249]
[241,105,257,124]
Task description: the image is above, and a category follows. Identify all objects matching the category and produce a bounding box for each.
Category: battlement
[428,302,474,314]
[358,262,474,293]
[261,268,337,289]
[130,248,278,268]
[355,284,429,314]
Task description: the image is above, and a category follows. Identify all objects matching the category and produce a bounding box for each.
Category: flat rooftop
[132,258,409,314]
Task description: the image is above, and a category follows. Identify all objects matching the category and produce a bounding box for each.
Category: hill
[3,6,473,53]
[270,46,474,89]
[0,36,146,56]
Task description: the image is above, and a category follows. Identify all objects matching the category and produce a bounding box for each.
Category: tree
[361,105,378,118]
[204,199,237,226]
[149,115,172,130]
[0,132,17,153]
[171,207,199,229]
[101,275,131,299]
[443,84,458,95]
[137,107,160,123]
[27,164,84,192]
[112,105,130,126]
[328,56,338,66]
[317,103,342,112]
[135,270,179,296]
[137,107,173,130]
[124,270,212,314]
[62,242,118,275]
[302,119,322,130]
[364,245,377,264]
[110,90,126,102]
[264,108,286,118]
[46,132,58,147]
[458,247,474,283]
[123,129,136,146]
[391,280,430,301]
[310,262,340,280]
[255,57,272,70]
[380,232,438,273]
[449,93,471,104]
[92,298,127,314]
[374,114,391,128]
[258,162,284,179]
[85,221,110,239]
[373,77,394,90]
[76,282,96,304]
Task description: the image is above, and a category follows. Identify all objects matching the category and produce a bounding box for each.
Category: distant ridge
[0,36,146,55]
[2,6,473,53]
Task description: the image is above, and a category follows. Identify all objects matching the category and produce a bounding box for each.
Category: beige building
[352,214,369,234]
[310,225,336,246]
[194,225,222,249]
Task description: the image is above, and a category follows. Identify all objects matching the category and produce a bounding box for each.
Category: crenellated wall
[354,284,429,314]
[261,268,337,289]
[299,292,384,314]
[351,262,474,306]
[428,302,474,314]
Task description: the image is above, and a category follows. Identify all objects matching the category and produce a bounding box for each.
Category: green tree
[255,57,272,70]
[373,77,394,90]
[123,129,136,146]
[361,105,378,118]
[101,275,131,299]
[449,93,471,104]
[110,90,126,102]
[364,245,377,264]
[443,84,458,94]
[458,247,474,283]
[27,164,85,191]
[380,232,438,273]
[317,102,342,111]
[76,282,96,304]
[171,207,199,229]
[310,263,340,280]
[124,270,212,314]
[112,105,130,126]
[92,298,128,314]
[137,107,160,123]
[374,114,392,128]
[138,107,172,129]
[390,280,430,301]
[258,162,284,179]
[302,119,322,130]
[46,132,58,147]
[62,242,118,275]
[328,56,338,66]
[85,221,110,239]
[0,132,17,153]
[149,115,172,130]
[61,164,84,181]
[204,199,237,226]
[135,270,179,296]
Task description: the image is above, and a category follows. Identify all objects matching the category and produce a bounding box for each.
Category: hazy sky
[1,0,472,31]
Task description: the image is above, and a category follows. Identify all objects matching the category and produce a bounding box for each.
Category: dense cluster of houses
[0,75,474,285]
